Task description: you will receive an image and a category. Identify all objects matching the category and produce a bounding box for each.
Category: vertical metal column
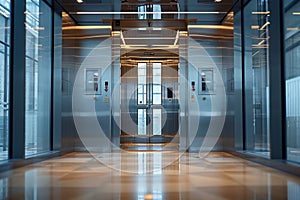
[233,1,244,150]
[269,0,285,159]
[52,1,62,150]
[9,0,26,159]
[179,32,188,151]
[243,1,254,151]
[111,32,121,148]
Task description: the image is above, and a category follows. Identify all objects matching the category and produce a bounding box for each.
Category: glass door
[120,58,180,147]
[137,62,162,142]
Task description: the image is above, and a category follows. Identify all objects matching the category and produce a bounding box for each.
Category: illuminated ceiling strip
[259,21,270,30]
[24,11,40,22]
[62,35,111,39]
[70,11,227,15]
[189,34,233,39]
[173,30,179,46]
[290,150,300,153]
[62,12,69,17]
[120,31,126,46]
[292,12,300,15]
[120,45,179,49]
[0,10,8,18]
[251,25,260,29]
[0,5,9,18]
[252,51,260,57]
[152,45,179,47]
[24,22,44,36]
[121,45,148,47]
[287,27,299,31]
[252,11,270,15]
[112,31,121,36]
[252,44,268,47]
[124,37,175,40]
[257,39,266,46]
[188,25,233,30]
[62,25,112,30]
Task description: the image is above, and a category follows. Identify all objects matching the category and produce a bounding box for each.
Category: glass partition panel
[25,0,52,156]
[0,0,10,160]
[284,0,300,162]
[244,0,270,157]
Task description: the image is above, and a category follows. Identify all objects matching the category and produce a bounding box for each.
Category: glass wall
[284,0,300,162]
[25,0,52,156]
[0,0,10,160]
[244,0,270,157]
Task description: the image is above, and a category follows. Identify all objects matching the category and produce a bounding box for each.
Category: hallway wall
[188,35,234,152]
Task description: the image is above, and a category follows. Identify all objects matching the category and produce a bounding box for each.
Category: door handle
[147,103,153,109]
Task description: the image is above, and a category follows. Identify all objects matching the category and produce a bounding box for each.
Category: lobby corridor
[1,152,300,200]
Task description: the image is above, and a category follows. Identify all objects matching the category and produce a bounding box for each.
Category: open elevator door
[120,52,179,148]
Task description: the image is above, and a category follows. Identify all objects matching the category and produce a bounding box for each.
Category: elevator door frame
[120,59,179,145]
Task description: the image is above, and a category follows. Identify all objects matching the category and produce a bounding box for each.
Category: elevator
[120,49,180,147]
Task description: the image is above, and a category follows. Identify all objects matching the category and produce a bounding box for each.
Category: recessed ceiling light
[77,0,84,3]
[214,0,222,2]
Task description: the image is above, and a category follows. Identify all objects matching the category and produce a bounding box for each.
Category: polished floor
[1,152,300,199]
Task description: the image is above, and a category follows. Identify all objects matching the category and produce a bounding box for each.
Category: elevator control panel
[199,68,214,95]
[104,81,108,92]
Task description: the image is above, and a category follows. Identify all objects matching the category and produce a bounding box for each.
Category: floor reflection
[0,152,300,199]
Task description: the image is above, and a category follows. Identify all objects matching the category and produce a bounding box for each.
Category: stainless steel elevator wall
[61,29,234,152]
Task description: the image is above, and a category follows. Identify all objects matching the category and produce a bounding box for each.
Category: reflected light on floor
[1,152,300,199]
[143,194,154,199]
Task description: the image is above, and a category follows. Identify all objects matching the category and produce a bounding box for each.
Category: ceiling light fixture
[259,21,270,30]
[252,11,270,15]
[77,0,84,3]
[188,25,233,30]
[214,0,222,2]
[62,25,111,30]
[173,30,180,46]
[0,6,9,18]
